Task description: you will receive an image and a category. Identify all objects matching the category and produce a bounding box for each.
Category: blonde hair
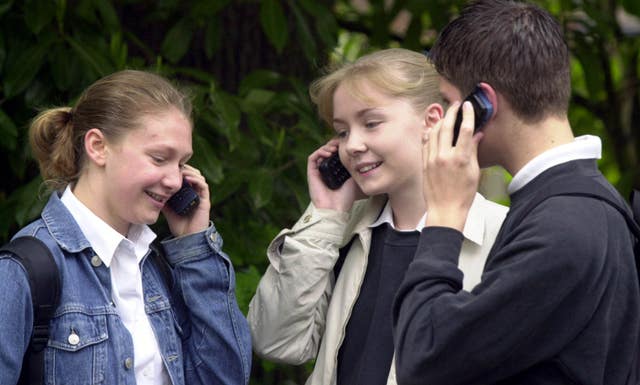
[29,70,192,191]
[309,48,443,126]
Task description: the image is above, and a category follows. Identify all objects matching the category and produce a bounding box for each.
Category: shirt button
[90,255,102,267]
[124,357,133,369]
[303,215,311,223]
[68,332,80,346]
[209,232,219,242]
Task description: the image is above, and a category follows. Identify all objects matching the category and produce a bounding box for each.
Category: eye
[365,120,381,129]
[151,155,166,164]
[335,130,348,139]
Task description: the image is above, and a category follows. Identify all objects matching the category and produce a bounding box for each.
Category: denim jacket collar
[40,192,94,254]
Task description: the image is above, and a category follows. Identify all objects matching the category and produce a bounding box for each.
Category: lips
[146,191,167,203]
[357,162,382,173]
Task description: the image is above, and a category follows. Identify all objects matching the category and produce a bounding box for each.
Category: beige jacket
[248,193,508,385]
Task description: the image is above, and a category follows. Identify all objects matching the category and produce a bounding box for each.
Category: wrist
[425,209,466,231]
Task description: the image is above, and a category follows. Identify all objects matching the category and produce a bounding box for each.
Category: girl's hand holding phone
[307,139,363,213]
[163,165,211,237]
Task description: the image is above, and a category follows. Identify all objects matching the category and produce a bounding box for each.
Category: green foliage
[0,0,637,383]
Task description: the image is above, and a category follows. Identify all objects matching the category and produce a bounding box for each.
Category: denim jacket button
[124,357,133,369]
[90,255,102,267]
[67,332,80,345]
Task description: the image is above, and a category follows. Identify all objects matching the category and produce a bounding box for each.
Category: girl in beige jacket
[248,48,508,385]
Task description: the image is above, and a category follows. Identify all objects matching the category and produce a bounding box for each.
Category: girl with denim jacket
[0,70,251,385]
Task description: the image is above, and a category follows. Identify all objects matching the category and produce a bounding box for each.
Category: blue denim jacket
[0,193,251,385]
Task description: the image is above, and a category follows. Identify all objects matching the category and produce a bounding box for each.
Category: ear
[423,103,444,129]
[477,82,498,119]
[84,128,108,167]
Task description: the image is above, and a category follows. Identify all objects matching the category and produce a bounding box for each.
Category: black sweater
[338,224,419,385]
[392,160,640,385]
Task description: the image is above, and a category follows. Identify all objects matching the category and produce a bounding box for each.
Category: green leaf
[241,89,276,113]
[238,70,282,96]
[204,20,221,60]
[208,171,244,205]
[0,109,18,151]
[192,134,224,184]
[288,0,317,62]
[0,32,5,73]
[208,90,241,151]
[66,35,114,77]
[298,0,337,48]
[94,0,119,32]
[24,0,56,34]
[2,43,49,98]
[49,45,80,90]
[191,0,230,17]
[109,32,128,69]
[0,0,14,16]
[234,265,263,314]
[260,0,288,53]
[248,170,273,209]
[13,176,47,227]
[161,18,195,63]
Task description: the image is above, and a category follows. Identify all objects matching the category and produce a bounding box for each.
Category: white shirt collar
[60,185,156,266]
[508,135,602,194]
[369,201,426,232]
[368,194,486,245]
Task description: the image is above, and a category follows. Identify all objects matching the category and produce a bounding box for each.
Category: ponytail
[29,107,83,191]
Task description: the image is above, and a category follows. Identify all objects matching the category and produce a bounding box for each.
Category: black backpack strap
[0,236,60,385]
[515,177,640,276]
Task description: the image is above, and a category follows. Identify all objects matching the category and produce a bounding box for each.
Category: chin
[357,182,385,197]
[137,212,161,226]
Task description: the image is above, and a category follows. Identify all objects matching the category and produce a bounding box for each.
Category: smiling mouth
[146,191,166,203]
[358,162,382,173]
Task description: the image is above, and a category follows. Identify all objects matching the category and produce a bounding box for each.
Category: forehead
[334,79,392,109]
[125,109,192,148]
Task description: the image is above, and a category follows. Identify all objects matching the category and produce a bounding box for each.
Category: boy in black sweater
[391,1,640,384]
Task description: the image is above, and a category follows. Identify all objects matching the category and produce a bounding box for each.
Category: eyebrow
[332,107,383,125]
[150,144,193,162]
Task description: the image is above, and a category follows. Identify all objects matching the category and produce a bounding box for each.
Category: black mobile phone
[166,179,200,216]
[452,86,494,146]
[319,152,351,190]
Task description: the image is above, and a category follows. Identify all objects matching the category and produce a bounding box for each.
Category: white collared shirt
[368,193,486,245]
[61,186,170,385]
[508,135,602,194]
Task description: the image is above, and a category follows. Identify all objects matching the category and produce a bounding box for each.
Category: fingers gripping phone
[319,152,351,190]
[452,86,494,146]
[167,179,200,216]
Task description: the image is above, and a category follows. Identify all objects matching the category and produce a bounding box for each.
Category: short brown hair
[429,0,570,123]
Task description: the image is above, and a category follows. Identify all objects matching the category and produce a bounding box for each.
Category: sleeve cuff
[416,227,465,265]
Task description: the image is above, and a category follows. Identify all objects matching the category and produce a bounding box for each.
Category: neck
[501,115,574,176]
[73,174,130,236]
[387,186,425,231]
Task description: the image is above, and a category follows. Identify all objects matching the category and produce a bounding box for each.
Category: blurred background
[0,0,638,383]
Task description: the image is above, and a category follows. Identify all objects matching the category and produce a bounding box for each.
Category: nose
[343,128,367,157]
[164,166,183,194]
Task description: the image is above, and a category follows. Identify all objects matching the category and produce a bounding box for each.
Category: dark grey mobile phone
[319,152,351,190]
[166,179,200,216]
[452,86,494,146]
